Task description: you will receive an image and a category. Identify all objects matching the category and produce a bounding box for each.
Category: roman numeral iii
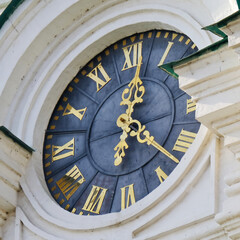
[52,138,74,162]
[121,184,136,210]
[186,99,196,114]
[82,185,108,214]
[122,42,142,71]
[87,62,111,92]
[56,165,85,200]
[173,129,197,153]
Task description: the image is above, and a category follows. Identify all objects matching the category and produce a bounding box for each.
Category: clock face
[43,30,200,216]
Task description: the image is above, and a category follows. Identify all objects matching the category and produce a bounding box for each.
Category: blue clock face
[43,30,200,215]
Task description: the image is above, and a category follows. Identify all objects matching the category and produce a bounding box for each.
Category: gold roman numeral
[121,184,136,210]
[82,185,108,214]
[122,42,142,71]
[56,165,85,200]
[87,62,111,92]
[173,129,197,153]
[62,103,87,120]
[186,99,196,114]
[158,41,174,66]
[155,166,168,183]
[52,138,74,162]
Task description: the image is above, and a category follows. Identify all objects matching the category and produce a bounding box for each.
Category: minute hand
[127,118,179,164]
[121,56,144,119]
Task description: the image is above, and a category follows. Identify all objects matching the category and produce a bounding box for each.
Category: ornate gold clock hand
[120,56,145,119]
[114,57,144,166]
[114,114,131,166]
[119,114,179,164]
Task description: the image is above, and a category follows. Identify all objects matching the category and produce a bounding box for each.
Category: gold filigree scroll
[114,57,144,166]
[115,114,179,165]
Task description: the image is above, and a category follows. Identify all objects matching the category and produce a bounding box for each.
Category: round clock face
[43,30,200,216]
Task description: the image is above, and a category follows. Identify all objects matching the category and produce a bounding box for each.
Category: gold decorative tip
[114,157,123,166]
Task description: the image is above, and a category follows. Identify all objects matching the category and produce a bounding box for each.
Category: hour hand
[114,114,131,166]
[114,131,128,166]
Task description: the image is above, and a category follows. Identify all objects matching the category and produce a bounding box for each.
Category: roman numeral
[62,103,87,120]
[82,185,108,214]
[121,184,136,210]
[186,99,196,114]
[87,62,111,92]
[52,138,74,162]
[173,129,197,153]
[122,42,142,71]
[158,41,174,66]
[56,165,85,200]
[155,166,168,183]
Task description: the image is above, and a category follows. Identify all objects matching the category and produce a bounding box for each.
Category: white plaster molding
[173,15,240,240]
[0,131,30,228]
[221,18,240,50]
[174,42,240,160]
[215,169,240,240]
[201,0,239,23]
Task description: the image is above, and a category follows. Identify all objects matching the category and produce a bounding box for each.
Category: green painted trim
[0,0,25,30]
[237,0,240,10]
[0,126,34,153]
[159,38,228,79]
[202,25,227,38]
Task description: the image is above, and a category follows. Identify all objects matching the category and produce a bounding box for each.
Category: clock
[43,30,200,216]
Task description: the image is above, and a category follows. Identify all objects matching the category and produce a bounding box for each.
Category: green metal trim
[0,126,34,153]
[237,0,240,10]
[0,0,25,30]
[159,37,228,79]
[202,25,227,38]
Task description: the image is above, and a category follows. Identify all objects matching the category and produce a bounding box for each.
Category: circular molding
[0,0,214,235]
